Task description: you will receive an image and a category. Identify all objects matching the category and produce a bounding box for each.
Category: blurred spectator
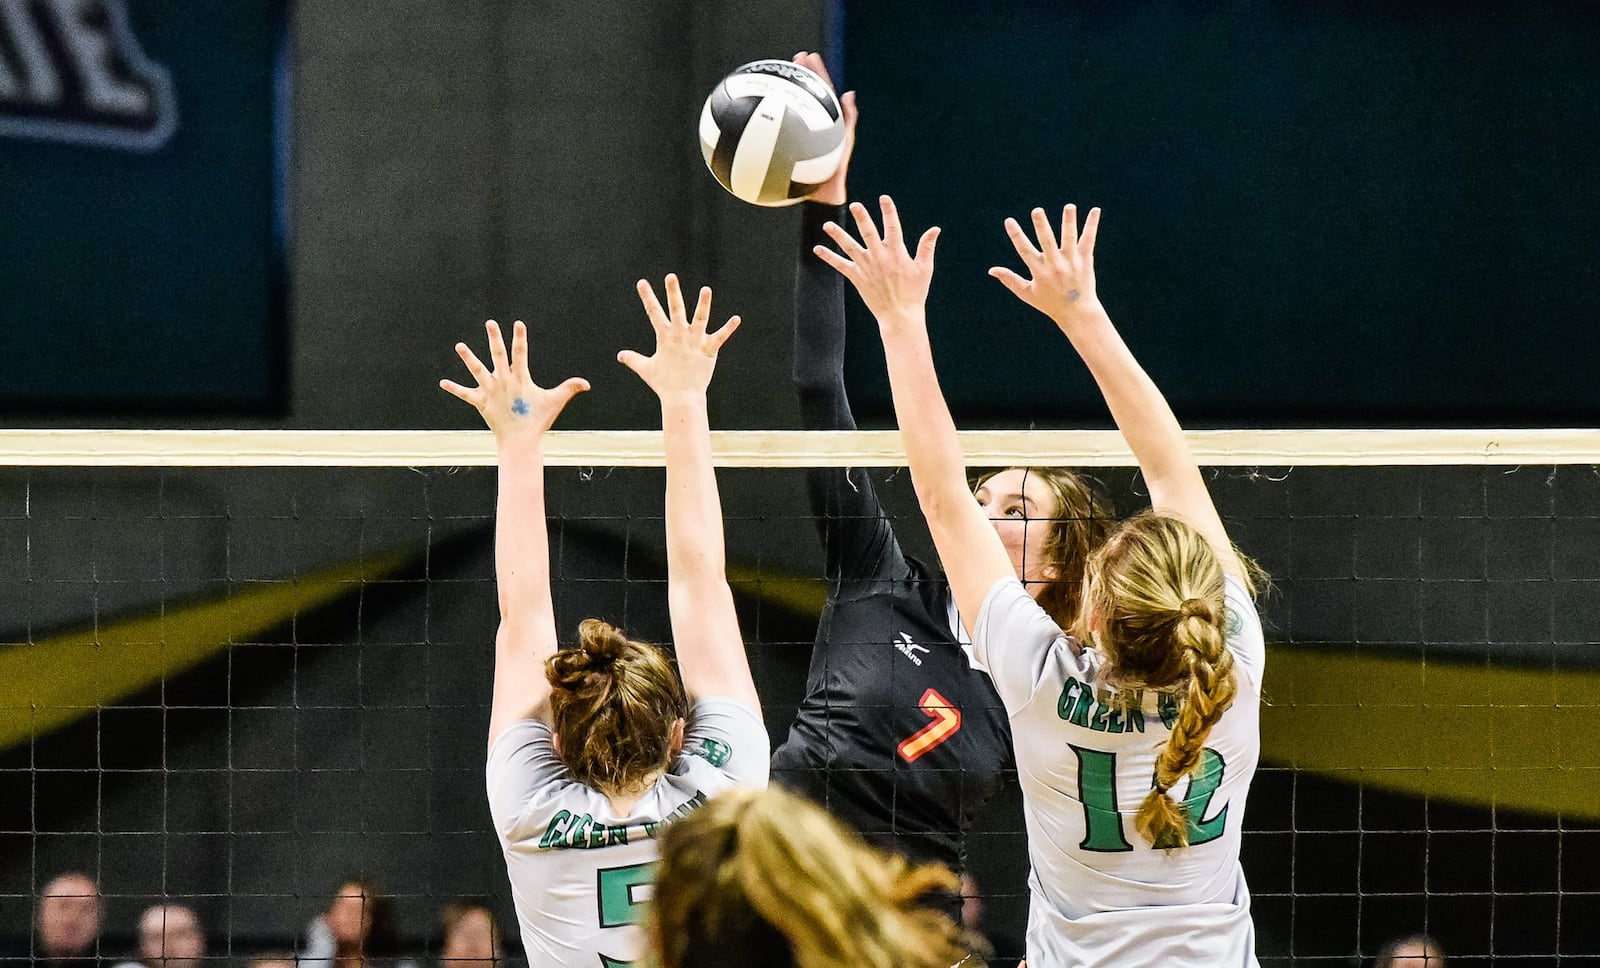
[1376,935,1446,967]
[110,906,205,968]
[437,902,499,968]
[35,873,103,968]
[299,877,415,968]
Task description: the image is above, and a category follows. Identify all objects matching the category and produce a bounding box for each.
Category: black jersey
[771,203,1014,876]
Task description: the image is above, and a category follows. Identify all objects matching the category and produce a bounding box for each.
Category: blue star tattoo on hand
[511,398,530,417]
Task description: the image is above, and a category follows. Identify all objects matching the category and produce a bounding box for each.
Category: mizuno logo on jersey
[894,632,929,666]
[0,0,179,151]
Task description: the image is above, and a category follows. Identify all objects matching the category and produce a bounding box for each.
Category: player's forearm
[493,436,557,632]
[660,393,728,584]
[1054,302,1198,490]
[877,311,973,519]
[794,202,850,393]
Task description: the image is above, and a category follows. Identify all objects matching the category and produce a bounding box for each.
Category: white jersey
[486,698,771,967]
[968,575,1265,968]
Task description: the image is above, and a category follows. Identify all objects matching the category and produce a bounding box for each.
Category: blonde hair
[546,619,688,792]
[974,467,1114,629]
[648,786,969,968]
[1081,511,1253,849]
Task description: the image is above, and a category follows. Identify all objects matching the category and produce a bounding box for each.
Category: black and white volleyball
[699,60,844,207]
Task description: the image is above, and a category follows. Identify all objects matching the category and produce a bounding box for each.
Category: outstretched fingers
[1078,206,1102,257]
[551,376,591,407]
[1059,204,1078,252]
[455,340,492,386]
[848,201,883,249]
[1004,216,1044,268]
[878,195,905,250]
[913,225,940,266]
[635,279,669,333]
[510,320,528,376]
[1030,206,1061,255]
[485,319,510,374]
[707,314,742,352]
[812,243,858,279]
[988,265,1030,299]
[664,273,688,327]
[822,220,867,261]
[438,378,479,405]
[690,286,713,331]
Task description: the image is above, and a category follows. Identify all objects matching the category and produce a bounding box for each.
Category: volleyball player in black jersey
[770,55,1114,914]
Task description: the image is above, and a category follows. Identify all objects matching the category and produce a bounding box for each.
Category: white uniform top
[486,698,771,967]
[968,575,1265,968]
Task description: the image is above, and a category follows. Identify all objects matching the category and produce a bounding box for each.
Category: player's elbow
[668,576,733,618]
[912,477,969,528]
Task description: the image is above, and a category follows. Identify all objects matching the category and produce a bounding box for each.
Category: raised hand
[440,320,589,438]
[617,274,741,398]
[812,196,940,324]
[794,50,857,207]
[990,204,1103,326]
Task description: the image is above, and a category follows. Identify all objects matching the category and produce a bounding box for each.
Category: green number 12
[1071,745,1230,852]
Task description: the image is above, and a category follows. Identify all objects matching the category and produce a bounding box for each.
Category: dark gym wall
[840,0,1600,427]
[289,2,824,435]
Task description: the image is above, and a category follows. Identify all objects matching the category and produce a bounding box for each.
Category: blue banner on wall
[0,0,287,415]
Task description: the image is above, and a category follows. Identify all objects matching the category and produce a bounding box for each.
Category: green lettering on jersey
[1124,692,1146,734]
[589,820,611,849]
[597,861,655,929]
[566,815,592,848]
[1089,699,1111,732]
[1071,745,1133,852]
[1058,677,1083,721]
[1182,749,1229,846]
[1068,683,1094,728]
[607,826,628,847]
[1069,745,1230,852]
[538,810,572,849]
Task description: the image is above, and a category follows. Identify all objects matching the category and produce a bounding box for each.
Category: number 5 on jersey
[898,688,962,763]
[596,862,653,967]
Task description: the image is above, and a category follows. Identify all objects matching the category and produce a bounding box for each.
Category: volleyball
[699,59,845,207]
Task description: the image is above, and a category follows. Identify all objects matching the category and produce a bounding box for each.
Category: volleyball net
[2,430,1597,967]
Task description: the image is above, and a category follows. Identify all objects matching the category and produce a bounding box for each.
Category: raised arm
[618,275,761,714]
[440,320,590,748]
[990,205,1243,579]
[786,54,908,586]
[812,198,1015,633]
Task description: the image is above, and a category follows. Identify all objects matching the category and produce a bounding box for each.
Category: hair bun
[577,618,630,662]
[1178,598,1216,622]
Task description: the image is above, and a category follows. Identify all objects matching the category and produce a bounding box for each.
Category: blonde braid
[1085,511,1253,850]
[1134,599,1238,848]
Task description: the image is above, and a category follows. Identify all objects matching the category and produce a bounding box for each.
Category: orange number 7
[897,688,962,763]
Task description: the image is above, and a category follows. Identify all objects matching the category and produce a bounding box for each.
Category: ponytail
[1083,512,1256,849]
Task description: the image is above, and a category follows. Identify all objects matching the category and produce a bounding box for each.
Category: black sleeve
[794,201,909,586]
